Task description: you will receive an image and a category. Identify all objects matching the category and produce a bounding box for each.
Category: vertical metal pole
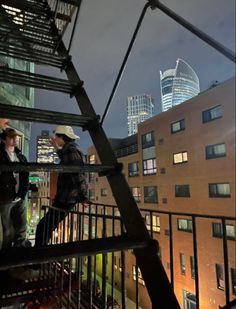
[169,214,174,287]
[192,216,199,309]
[222,218,230,305]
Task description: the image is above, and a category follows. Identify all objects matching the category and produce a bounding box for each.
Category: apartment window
[142,131,155,148]
[88,154,96,164]
[89,172,96,183]
[180,253,186,275]
[190,256,195,279]
[145,214,160,233]
[128,162,139,177]
[175,185,190,197]
[216,264,225,290]
[202,105,223,123]
[89,189,95,201]
[177,219,193,232]
[209,183,230,197]
[183,291,196,309]
[173,151,188,164]
[212,223,235,240]
[144,186,158,203]
[231,268,236,295]
[171,119,185,133]
[101,188,108,197]
[132,265,145,285]
[206,143,226,159]
[143,158,157,175]
[130,187,141,202]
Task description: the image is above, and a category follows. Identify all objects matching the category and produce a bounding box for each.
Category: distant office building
[127,94,154,136]
[160,58,200,112]
[0,56,34,157]
[36,130,58,163]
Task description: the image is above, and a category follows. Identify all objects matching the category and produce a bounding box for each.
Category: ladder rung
[0,43,66,68]
[0,67,75,94]
[0,103,95,127]
[0,163,116,174]
[0,235,150,270]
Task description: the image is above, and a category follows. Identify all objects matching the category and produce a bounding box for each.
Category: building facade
[127,94,154,136]
[87,78,235,309]
[160,58,200,112]
[36,130,59,163]
[0,56,34,157]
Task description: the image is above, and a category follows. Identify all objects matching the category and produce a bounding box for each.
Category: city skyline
[29,0,235,160]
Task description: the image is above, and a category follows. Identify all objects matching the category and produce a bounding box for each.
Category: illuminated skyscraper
[160,58,200,112]
[36,130,58,163]
[127,94,154,136]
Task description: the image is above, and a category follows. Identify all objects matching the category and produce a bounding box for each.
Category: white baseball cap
[54,125,80,140]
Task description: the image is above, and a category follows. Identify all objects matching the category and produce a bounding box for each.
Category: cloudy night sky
[30,0,235,160]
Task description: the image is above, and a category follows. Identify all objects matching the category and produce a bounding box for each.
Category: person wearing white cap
[35,125,88,247]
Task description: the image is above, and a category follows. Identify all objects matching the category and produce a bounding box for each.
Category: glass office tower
[127,94,154,136]
[160,59,200,112]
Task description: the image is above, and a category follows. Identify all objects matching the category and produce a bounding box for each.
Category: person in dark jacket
[35,125,88,247]
[0,128,29,249]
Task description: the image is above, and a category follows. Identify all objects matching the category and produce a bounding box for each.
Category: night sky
[29,0,235,160]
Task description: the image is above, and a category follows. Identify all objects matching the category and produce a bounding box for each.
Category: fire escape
[0,1,235,308]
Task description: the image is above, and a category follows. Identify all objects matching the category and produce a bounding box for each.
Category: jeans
[0,199,27,249]
[35,202,75,247]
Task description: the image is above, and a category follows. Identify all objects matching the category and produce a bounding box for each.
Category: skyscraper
[127,94,154,136]
[36,130,59,163]
[160,58,200,112]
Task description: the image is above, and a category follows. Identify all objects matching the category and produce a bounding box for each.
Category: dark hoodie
[0,142,29,201]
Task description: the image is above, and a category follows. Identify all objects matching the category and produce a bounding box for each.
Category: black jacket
[0,143,29,200]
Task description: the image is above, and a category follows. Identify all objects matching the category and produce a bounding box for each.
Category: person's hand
[12,197,22,203]
[0,118,9,130]
[49,137,60,151]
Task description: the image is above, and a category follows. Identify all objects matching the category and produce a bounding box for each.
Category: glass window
[171,119,185,133]
[142,131,155,149]
[89,154,96,164]
[206,143,226,159]
[190,256,195,279]
[209,183,231,197]
[216,264,225,290]
[144,186,158,203]
[212,223,235,240]
[177,219,193,232]
[183,291,196,309]
[231,268,236,295]
[180,253,186,275]
[101,188,108,196]
[143,158,157,175]
[173,151,188,164]
[130,187,141,202]
[202,105,223,123]
[89,172,96,183]
[145,214,160,233]
[128,162,139,177]
[132,265,145,285]
[89,189,95,201]
[175,185,190,197]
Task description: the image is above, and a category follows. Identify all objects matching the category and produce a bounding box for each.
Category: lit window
[177,219,192,232]
[145,214,160,233]
[101,188,107,197]
[132,265,145,285]
[209,183,230,197]
[206,143,226,159]
[143,158,157,175]
[202,105,223,123]
[173,151,188,164]
[130,187,141,202]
